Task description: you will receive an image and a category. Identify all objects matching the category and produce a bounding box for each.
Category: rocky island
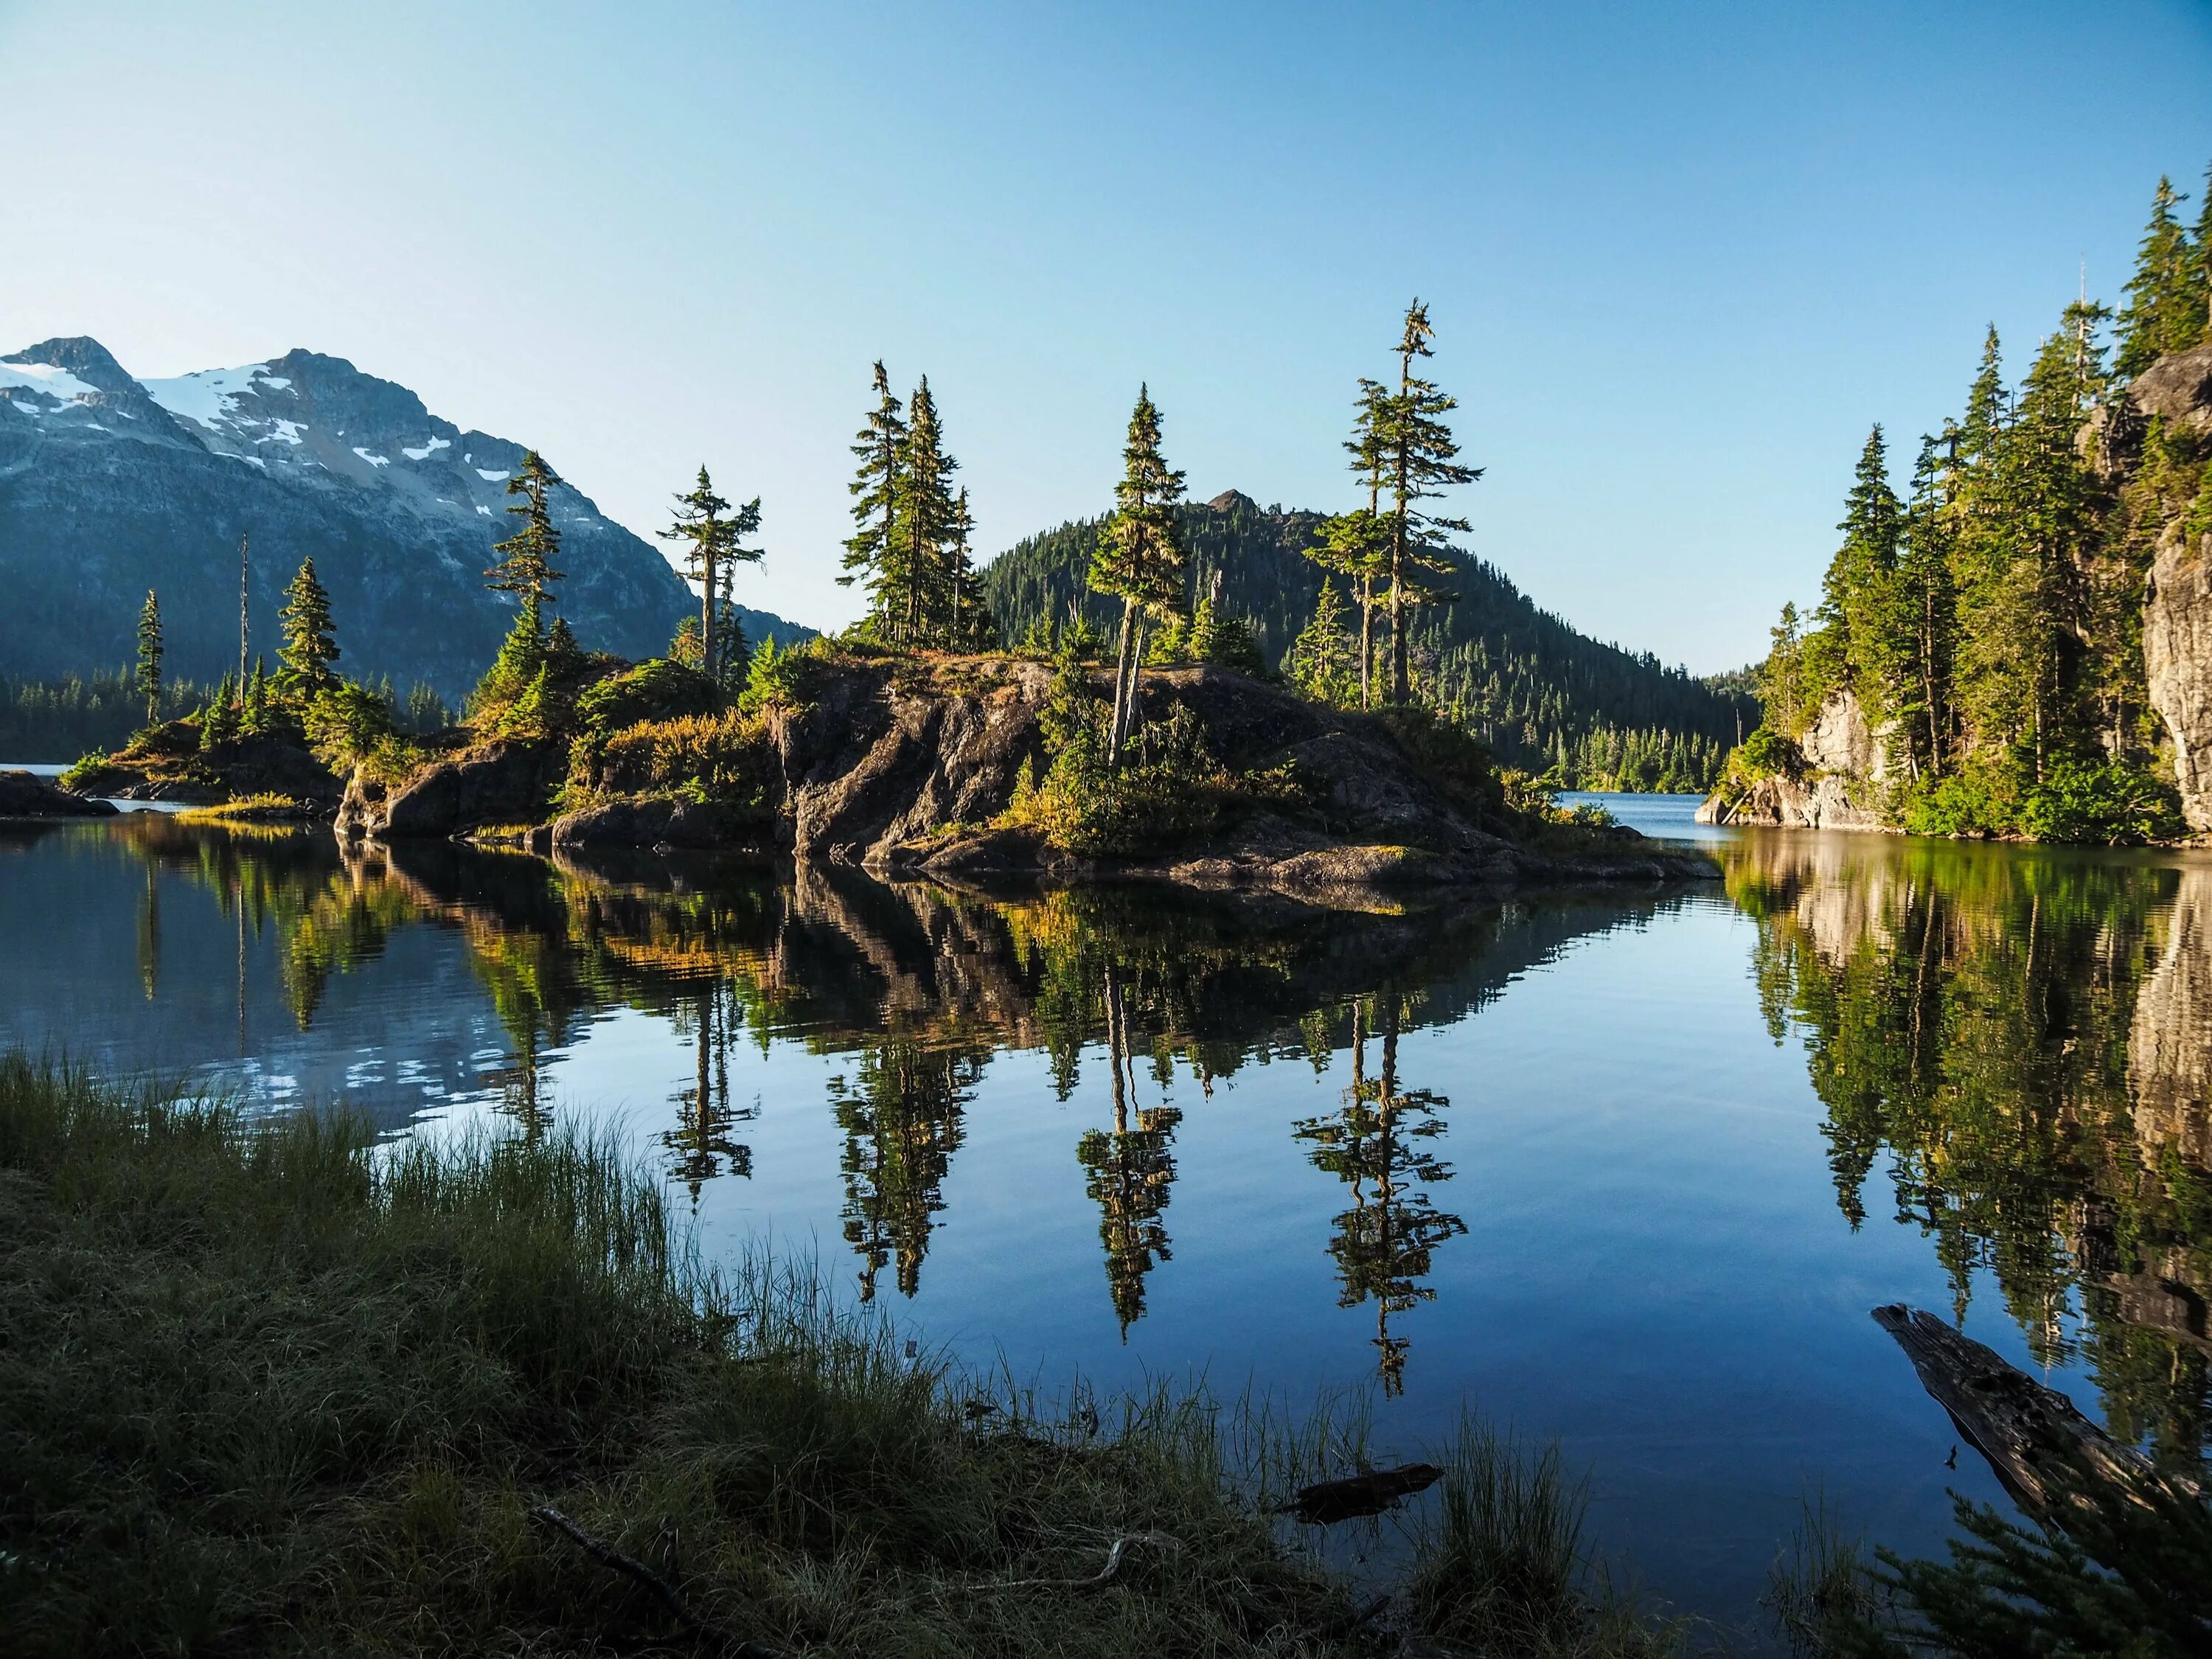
[332,652,1714,905]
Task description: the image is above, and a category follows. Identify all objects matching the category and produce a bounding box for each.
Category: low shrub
[570,708,776,812]
[1903,752,2183,845]
[574,656,719,738]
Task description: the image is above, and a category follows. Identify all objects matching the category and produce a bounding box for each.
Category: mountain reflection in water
[3,812,2208,1627]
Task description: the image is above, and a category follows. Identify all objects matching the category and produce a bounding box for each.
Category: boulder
[337,740,563,840]
[548,793,761,850]
[0,769,119,818]
[1695,771,1886,831]
[2146,518,2212,833]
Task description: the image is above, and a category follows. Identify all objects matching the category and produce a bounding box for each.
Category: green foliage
[2018,754,2185,845]
[574,656,719,739]
[734,634,822,715]
[302,680,397,775]
[1374,299,1480,705]
[2117,173,2208,378]
[1284,577,1359,706]
[1726,173,2212,844]
[1731,724,1803,782]
[0,671,212,763]
[574,709,776,811]
[838,367,983,650]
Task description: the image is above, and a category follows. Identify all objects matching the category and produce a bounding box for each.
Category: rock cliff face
[339,659,1716,899]
[2129,864,2212,1172]
[2146,518,2212,832]
[2099,341,2212,832]
[1695,690,1890,830]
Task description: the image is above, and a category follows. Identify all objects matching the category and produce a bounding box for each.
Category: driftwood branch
[1276,1463,1443,1525]
[530,1505,788,1658]
[961,1531,1180,1593]
[1871,1304,2200,1515]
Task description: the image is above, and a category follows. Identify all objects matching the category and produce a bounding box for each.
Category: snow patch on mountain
[402,437,451,460]
[352,446,391,467]
[476,467,509,481]
[0,361,102,412]
[140,364,288,431]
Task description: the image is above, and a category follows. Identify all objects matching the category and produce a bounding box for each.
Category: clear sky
[4,1,2209,672]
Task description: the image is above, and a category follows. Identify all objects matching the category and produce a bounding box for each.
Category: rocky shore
[0,769,118,820]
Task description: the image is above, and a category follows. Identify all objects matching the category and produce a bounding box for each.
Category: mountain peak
[1207,488,1258,512]
[5,335,138,397]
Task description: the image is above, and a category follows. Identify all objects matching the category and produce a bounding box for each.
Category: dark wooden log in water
[1871,1304,2199,1514]
[1279,1462,1444,1525]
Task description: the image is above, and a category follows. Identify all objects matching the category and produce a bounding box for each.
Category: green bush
[574,657,718,739]
[2020,755,2185,845]
[302,681,396,774]
[574,709,775,811]
[1903,753,2183,845]
[1731,724,1802,782]
[734,636,825,714]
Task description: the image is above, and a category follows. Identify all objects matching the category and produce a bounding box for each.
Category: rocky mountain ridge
[0,336,807,694]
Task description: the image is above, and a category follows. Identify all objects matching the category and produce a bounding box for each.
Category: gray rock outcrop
[337,740,565,841]
[0,769,119,818]
[2146,517,2212,832]
[1696,690,1889,830]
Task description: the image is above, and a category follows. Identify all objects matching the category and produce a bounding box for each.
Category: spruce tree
[1896,433,1958,775]
[1819,425,1905,716]
[658,466,762,682]
[2194,161,2212,345]
[1286,577,1357,705]
[274,556,339,706]
[134,589,163,729]
[485,451,567,611]
[840,361,908,602]
[2116,176,2197,377]
[1087,386,1187,767]
[891,376,961,646]
[1378,301,1479,703]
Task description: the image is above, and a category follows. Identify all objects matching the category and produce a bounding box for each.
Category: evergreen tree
[945,486,992,649]
[2117,176,2198,377]
[657,465,762,682]
[891,376,962,646]
[1304,378,1395,707]
[1818,426,1907,719]
[243,658,270,735]
[840,361,908,600]
[274,556,339,706]
[485,451,566,611]
[1379,301,1479,703]
[1087,386,1187,768]
[2193,161,2212,346]
[1285,577,1357,705]
[1894,434,1958,775]
[133,589,163,729]
[200,672,239,749]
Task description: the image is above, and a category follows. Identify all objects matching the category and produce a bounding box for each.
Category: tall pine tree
[134,589,163,729]
[658,466,762,683]
[1379,301,1479,704]
[891,376,961,646]
[840,361,908,604]
[486,451,567,612]
[1087,386,1186,767]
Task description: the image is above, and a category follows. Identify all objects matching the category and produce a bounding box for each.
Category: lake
[4,795,2207,1642]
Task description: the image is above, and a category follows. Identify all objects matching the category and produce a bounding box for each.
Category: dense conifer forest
[982,495,1745,790]
[1724,165,2212,841]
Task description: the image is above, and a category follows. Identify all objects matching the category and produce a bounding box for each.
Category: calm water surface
[4,797,2208,1640]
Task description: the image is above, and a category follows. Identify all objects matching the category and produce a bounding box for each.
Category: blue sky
[4,1,2209,671]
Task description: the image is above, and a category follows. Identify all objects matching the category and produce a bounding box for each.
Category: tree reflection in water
[1076,964,1182,1336]
[1728,835,2212,1464]
[1295,992,1465,1394]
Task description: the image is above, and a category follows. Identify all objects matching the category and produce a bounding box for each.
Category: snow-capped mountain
[0,337,804,693]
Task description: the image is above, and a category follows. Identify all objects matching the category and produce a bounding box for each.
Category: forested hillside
[1714,164,2212,842]
[982,490,1748,790]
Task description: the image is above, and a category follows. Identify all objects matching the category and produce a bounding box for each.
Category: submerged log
[1871,1304,2199,1514]
[1279,1462,1443,1525]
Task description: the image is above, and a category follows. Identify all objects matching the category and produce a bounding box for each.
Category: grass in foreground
[0,1056,1681,1657]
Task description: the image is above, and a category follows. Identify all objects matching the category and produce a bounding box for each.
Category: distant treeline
[0,669,451,763]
